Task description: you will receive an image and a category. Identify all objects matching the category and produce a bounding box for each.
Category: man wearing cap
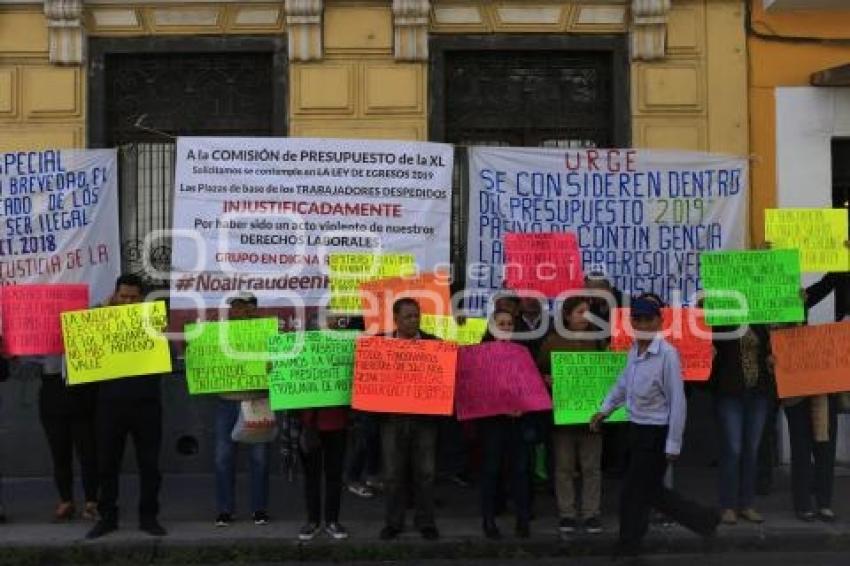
[591,298,718,557]
[213,292,273,528]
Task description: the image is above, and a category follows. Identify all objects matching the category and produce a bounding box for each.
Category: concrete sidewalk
[0,466,848,564]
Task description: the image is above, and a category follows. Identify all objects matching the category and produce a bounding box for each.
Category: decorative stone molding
[393,0,430,62]
[44,0,86,65]
[631,0,671,61]
[285,0,323,62]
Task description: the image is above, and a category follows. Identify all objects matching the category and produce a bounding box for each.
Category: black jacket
[806,272,850,322]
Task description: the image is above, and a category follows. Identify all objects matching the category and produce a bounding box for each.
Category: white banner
[172,137,454,308]
[466,147,748,313]
[0,148,121,305]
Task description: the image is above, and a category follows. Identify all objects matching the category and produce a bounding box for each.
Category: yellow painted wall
[748,0,850,244]
[0,6,86,151]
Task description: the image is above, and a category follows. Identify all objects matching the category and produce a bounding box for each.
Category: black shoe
[482,520,501,540]
[584,516,603,534]
[253,511,270,526]
[86,519,117,540]
[215,513,232,528]
[558,517,577,534]
[298,522,321,541]
[515,521,530,539]
[421,525,440,541]
[139,519,167,537]
[380,525,402,540]
[796,510,817,522]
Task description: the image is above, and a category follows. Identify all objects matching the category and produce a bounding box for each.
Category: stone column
[44,0,85,65]
[393,0,430,62]
[631,0,671,61]
[285,0,323,62]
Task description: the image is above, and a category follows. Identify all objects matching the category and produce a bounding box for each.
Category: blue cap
[630,298,661,318]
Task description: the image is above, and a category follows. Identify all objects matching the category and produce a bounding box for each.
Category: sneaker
[215,513,232,528]
[420,525,440,541]
[86,519,118,540]
[739,508,764,524]
[82,502,98,521]
[365,478,384,492]
[298,522,321,541]
[584,516,603,534]
[325,522,349,540]
[818,508,836,523]
[796,510,817,523]
[139,519,167,537]
[720,509,738,525]
[379,525,401,540]
[346,482,375,499]
[253,511,270,526]
[558,517,577,534]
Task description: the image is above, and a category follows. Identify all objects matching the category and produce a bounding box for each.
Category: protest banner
[359,272,452,333]
[0,149,120,304]
[352,336,458,415]
[551,352,628,425]
[504,232,584,297]
[765,208,849,273]
[419,314,487,345]
[610,307,712,381]
[465,147,747,313]
[455,341,552,420]
[0,284,88,355]
[770,322,850,398]
[62,301,171,385]
[328,253,416,313]
[268,330,358,410]
[171,137,454,308]
[700,249,804,326]
[184,318,278,394]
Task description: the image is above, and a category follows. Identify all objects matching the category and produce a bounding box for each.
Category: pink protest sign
[504,232,584,297]
[1,284,89,355]
[455,341,553,421]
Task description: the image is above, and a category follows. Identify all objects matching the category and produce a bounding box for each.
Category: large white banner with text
[466,147,748,313]
[172,137,454,308]
[0,148,120,305]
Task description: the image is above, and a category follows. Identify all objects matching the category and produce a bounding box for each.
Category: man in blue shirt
[591,298,718,557]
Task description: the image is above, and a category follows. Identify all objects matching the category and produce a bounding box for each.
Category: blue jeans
[715,391,769,509]
[215,399,271,514]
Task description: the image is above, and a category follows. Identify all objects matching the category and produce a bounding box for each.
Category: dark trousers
[97,399,162,523]
[619,424,717,552]
[301,430,347,524]
[479,417,531,525]
[382,416,438,530]
[346,411,381,482]
[785,397,838,513]
[39,378,98,503]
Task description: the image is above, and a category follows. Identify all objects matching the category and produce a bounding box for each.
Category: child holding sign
[537,296,605,535]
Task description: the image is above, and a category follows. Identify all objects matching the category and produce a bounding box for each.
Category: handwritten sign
[0,284,89,355]
[700,249,804,326]
[352,336,457,415]
[610,308,712,381]
[504,232,584,297]
[765,209,849,272]
[455,341,552,420]
[62,301,171,385]
[770,322,850,398]
[268,330,358,410]
[329,253,416,313]
[184,318,278,395]
[359,272,452,333]
[551,352,628,425]
[420,315,487,345]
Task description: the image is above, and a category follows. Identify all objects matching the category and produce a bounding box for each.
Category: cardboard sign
[504,232,584,297]
[455,341,552,420]
[551,352,628,425]
[268,330,358,410]
[420,315,487,345]
[359,272,452,333]
[770,322,850,398]
[184,318,278,395]
[700,249,804,326]
[328,253,416,313]
[352,336,457,415]
[765,208,849,272]
[610,308,712,381]
[0,284,89,355]
[62,301,171,385]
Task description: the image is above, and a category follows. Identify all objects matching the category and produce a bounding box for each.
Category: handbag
[231,398,277,444]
